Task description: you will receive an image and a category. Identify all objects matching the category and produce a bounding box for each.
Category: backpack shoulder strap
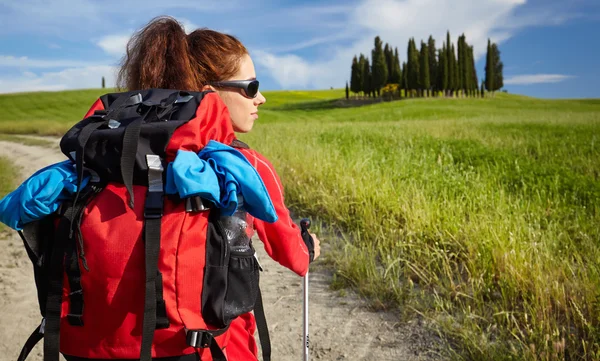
[230,139,250,149]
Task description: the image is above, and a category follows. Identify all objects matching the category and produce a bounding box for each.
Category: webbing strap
[65,186,100,326]
[140,155,166,361]
[254,286,271,361]
[44,207,77,361]
[72,121,105,213]
[65,244,84,326]
[17,322,44,361]
[120,117,143,209]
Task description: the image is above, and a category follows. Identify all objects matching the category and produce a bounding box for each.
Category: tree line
[346,31,504,99]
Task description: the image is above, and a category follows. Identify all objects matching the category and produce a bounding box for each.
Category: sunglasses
[210,79,260,98]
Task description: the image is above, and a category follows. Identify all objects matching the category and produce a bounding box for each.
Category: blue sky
[0,0,598,98]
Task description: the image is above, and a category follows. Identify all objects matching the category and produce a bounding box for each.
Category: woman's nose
[255,91,266,105]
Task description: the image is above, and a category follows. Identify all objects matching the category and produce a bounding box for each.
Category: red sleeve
[238,148,310,277]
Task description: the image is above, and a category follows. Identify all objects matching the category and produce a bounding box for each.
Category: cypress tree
[448,43,457,96]
[492,43,504,92]
[480,79,485,98]
[350,55,361,96]
[102,76,106,89]
[439,46,448,95]
[384,43,394,84]
[485,39,494,92]
[371,36,388,96]
[358,54,366,96]
[470,46,478,97]
[446,31,453,96]
[460,34,472,96]
[457,34,464,94]
[427,36,437,96]
[419,41,430,97]
[402,61,408,97]
[452,44,459,96]
[363,57,373,97]
[391,47,402,84]
[345,81,349,99]
[407,38,420,96]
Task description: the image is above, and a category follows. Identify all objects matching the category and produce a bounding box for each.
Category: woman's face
[214,54,267,133]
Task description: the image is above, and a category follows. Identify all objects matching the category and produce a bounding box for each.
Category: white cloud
[0,55,107,68]
[97,35,131,57]
[254,0,575,89]
[504,74,575,85]
[0,66,118,94]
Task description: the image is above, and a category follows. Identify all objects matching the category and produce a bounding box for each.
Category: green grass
[0,156,18,233]
[1,88,599,360]
[241,92,600,361]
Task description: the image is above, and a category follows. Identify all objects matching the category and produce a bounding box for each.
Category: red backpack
[17,89,272,361]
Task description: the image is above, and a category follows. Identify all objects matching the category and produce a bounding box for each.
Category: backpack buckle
[186,330,212,348]
[185,196,212,213]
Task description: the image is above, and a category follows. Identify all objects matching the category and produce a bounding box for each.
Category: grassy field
[0,88,599,360]
[0,156,18,233]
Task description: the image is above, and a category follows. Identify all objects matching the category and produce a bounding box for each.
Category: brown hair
[116,16,248,91]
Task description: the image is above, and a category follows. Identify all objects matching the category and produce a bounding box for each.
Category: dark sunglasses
[210,79,260,98]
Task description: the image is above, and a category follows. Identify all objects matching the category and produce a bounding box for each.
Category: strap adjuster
[67,313,84,326]
[144,191,163,219]
[187,330,213,348]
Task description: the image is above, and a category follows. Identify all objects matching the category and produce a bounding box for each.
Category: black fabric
[71,120,106,212]
[65,242,84,326]
[202,209,261,328]
[120,117,143,209]
[44,205,77,361]
[17,323,44,361]
[65,185,102,326]
[254,287,271,361]
[19,217,56,316]
[140,185,165,361]
[155,271,170,329]
[230,139,250,149]
[60,90,209,187]
[201,210,229,328]
[223,250,259,324]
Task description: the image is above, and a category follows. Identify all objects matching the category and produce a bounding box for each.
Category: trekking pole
[300,218,311,361]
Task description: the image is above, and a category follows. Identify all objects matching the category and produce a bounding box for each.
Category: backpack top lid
[59,89,239,201]
[63,88,237,162]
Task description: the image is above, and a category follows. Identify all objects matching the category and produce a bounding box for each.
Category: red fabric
[226,313,258,360]
[60,184,228,359]
[166,92,236,162]
[82,98,105,118]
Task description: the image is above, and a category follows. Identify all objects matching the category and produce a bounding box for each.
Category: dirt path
[0,139,445,361]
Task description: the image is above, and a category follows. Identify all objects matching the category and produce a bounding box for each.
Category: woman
[117,16,321,360]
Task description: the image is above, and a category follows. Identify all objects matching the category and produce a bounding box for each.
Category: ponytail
[117,16,201,91]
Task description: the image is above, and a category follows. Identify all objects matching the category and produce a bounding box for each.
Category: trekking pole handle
[300,218,311,233]
[300,218,310,361]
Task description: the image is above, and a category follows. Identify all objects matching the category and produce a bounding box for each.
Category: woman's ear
[202,84,215,92]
